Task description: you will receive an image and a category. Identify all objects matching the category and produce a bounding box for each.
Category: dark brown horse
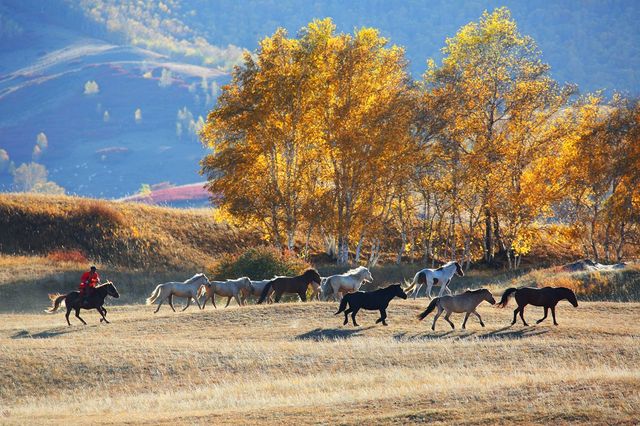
[257,269,322,303]
[498,286,578,326]
[47,282,120,325]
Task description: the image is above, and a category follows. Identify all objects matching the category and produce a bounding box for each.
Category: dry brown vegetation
[1,300,638,425]
[0,193,259,269]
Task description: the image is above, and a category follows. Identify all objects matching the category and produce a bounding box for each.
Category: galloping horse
[417,288,495,330]
[257,269,322,303]
[405,261,464,299]
[198,277,252,308]
[47,281,120,326]
[146,273,209,313]
[321,266,373,301]
[498,287,578,326]
[334,284,407,326]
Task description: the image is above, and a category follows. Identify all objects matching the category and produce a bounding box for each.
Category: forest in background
[202,9,640,268]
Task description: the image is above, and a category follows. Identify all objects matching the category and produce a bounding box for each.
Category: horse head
[104,281,120,299]
[561,288,578,307]
[305,269,322,285]
[361,267,373,283]
[392,283,408,299]
[482,288,496,305]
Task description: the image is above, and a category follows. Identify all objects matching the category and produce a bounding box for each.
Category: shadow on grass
[11,327,75,339]
[296,326,375,341]
[394,325,549,341]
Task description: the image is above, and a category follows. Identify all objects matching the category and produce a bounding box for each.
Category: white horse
[321,266,373,301]
[146,273,210,313]
[198,277,252,309]
[404,261,464,299]
[247,279,275,304]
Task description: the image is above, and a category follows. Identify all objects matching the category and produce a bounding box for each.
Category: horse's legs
[412,283,421,299]
[274,291,283,303]
[211,294,217,309]
[168,294,176,312]
[154,298,163,313]
[519,305,529,326]
[97,307,109,324]
[343,307,352,326]
[462,312,471,329]
[194,295,202,310]
[536,307,549,324]
[75,308,87,325]
[431,306,443,331]
[473,310,485,327]
[182,297,192,311]
[65,306,72,326]
[444,311,455,329]
[233,294,242,307]
[298,291,307,302]
[438,280,451,297]
[551,305,558,326]
[511,307,519,325]
[444,280,452,296]
[202,296,207,309]
[225,297,232,308]
[351,308,360,327]
[426,283,433,299]
[376,309,388,326]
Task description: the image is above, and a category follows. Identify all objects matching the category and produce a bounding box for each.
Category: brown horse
[257,269,322,303]
[47,282,120,325]
[417,288,495,330]
[498,287,578,326]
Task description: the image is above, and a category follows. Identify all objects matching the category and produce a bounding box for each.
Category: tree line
[201,9,639,267]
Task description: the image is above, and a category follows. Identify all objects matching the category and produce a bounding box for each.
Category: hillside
[0,193,259,269]
[1,301,638,424]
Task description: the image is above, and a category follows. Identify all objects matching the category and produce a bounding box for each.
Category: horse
[405,261,465,299]
[257,269,322,304]
[498,287,578,326]
[321,266,373,301]
[146,273,209,313]
[248,279,275,304]
[47,281,120,326]
[198,277,252,309]
[335,284,407,326]
[417,288,495,330]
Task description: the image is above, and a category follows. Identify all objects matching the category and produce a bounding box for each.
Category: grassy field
[1,299,638,425]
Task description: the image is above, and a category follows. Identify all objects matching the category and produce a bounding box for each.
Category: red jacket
[80,271,100,289]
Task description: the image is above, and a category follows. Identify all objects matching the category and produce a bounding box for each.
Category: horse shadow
[11,328,75,339]
[295,326,375,341]
[477,326,550,340]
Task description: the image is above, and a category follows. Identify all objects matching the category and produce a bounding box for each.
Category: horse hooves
[382,322,388,326]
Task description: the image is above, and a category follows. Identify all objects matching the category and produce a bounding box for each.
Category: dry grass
[1,299,638,424]
[0,193,260,269]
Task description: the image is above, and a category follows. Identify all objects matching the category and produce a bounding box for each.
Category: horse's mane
[343,265,368,276]
[94,281,113,288]
[184,273,205,284]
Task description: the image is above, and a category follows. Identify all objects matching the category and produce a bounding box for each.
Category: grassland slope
[0,193,258,269]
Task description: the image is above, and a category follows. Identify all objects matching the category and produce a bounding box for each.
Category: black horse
[498,286,578,326]
[335,284,407,326]
[257,269,322,303]
[47,282,120,326]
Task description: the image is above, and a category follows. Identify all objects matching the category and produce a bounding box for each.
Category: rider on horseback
[79,265,101,307]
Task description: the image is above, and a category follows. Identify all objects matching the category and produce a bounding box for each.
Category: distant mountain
[0,0,637,199]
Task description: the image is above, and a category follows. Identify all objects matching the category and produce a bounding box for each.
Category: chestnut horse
[498,287,578,326]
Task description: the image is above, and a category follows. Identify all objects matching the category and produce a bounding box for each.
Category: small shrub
[211,247,311,280]
[47,249,89,264]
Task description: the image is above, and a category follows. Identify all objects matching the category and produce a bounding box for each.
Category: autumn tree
[420,7,576,266]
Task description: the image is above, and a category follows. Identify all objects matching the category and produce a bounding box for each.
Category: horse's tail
[334,293,351,315]
[417,298,439,321]
[498,288,518,308]
[197,284,208,299]
[46,293,67,313]
[405,274,418,293]
[257,281,273,304]
[146,285,162,305]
